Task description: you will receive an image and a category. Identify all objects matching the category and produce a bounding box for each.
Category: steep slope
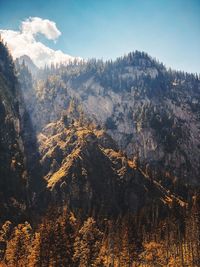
[37,113,186,217]
[0,40,43,221]
[27,51,200,185]
[0,42,27,220]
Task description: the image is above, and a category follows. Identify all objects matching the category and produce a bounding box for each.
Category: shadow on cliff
[20,107,47,212]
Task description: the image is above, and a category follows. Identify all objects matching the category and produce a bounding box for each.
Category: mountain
[23,51,200,187]
[37,113,187,217]
[1,41,187,219]
[16,55,38,76]
[0,41,199,266]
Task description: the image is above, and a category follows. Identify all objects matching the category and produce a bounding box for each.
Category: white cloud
[21,17,61,40]
[0,17,78,68]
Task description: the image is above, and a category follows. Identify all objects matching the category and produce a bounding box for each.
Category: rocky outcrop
[37,117,186,217]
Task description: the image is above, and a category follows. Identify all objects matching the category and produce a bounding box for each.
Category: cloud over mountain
[0,17,77,68]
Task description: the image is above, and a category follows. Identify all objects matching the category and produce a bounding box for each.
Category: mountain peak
[16,55,38,75]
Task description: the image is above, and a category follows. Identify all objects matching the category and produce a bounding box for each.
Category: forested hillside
[0,39,200,266]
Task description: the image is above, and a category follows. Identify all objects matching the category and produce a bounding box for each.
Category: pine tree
[28,232,42,267]
[73,217,103,267]
[5,222,32,267]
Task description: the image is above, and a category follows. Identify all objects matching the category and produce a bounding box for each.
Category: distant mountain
[16,55,38,75]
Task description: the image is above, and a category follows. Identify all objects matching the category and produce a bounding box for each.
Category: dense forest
[0,201,200,267]
[0,38,200,266]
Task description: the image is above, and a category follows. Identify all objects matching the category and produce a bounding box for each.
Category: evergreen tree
[73,217,103,267]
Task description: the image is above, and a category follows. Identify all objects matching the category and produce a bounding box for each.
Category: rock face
[22,51,200,185]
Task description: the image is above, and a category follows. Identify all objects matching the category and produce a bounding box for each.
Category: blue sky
[0,0,199,72]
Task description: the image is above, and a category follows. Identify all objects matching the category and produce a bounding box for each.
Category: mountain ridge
[37,115,187,217]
